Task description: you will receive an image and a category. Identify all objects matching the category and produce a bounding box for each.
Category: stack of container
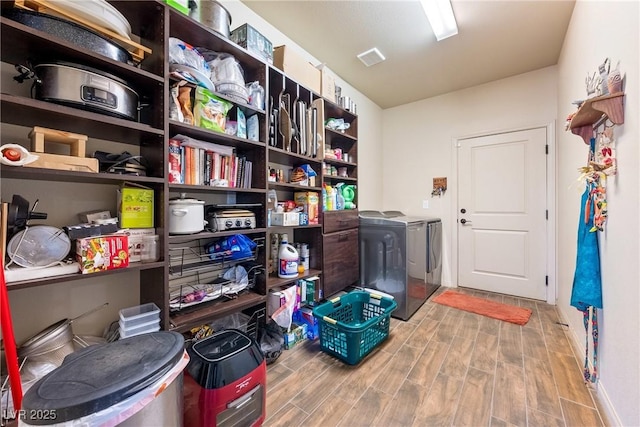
[119,303,161,339]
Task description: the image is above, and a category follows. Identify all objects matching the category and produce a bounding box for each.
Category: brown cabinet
[322,209,359,234]
[322,227,359,297]
[320,99,359,297]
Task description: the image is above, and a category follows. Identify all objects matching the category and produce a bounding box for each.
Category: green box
[230,23,273,64]
[118,185,154,229]
[284,323,308,350]
[165,0,189,15]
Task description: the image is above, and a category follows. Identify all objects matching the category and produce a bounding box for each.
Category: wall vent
[357,48,386,67]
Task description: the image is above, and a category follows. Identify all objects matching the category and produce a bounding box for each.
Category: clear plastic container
[118,318,161,339]
[141,235,160,263]
[119,303,160,329]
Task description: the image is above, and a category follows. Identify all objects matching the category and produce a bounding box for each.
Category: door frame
[449,122,557,305]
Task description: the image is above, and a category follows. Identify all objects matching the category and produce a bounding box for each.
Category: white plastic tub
[119,318,161,339]
[119,303,160,329]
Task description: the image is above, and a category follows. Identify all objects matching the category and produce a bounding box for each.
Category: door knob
[460,208,466,214]
[460,218,472,225]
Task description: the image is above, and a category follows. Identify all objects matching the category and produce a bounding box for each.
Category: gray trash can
[20,331,187,426]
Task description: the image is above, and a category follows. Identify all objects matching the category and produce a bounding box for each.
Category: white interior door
[457,128,547,300]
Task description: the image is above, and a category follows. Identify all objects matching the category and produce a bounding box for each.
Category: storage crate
[312,291,397,365]
[230,23,273,64]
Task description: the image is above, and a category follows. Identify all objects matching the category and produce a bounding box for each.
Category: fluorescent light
[420,0,458,41]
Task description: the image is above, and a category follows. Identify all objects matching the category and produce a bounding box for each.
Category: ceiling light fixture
[357,47,386,67]
[420,0,458,41]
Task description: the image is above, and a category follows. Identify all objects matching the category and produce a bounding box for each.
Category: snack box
[118,185,154,228]
[294,192,319,224]
[76,235,129,274]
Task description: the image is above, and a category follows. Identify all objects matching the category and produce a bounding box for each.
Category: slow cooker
[34,62,139,121]
[169,193,207,234]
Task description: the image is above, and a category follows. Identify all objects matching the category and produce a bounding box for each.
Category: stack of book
[168,136,253,188]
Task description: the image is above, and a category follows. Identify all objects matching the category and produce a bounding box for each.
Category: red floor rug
[432,290,532,325]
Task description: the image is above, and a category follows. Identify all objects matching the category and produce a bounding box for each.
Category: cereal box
[294,192,319,224]
[76,235,129,274]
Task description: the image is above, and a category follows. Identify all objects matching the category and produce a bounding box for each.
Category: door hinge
[545,275,549,286]
[545,144,549,155]
[546,210,548,220]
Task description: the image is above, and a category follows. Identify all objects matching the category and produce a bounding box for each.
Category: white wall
[556,1,639,425]
[381,67,557,285]
[222,0,384,210]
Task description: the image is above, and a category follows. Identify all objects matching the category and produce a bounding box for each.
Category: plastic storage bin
[312,291,397,365]
[119,318,161,338]
[119,303,160,329]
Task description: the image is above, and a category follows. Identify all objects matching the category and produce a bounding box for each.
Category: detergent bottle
[322,185,328,211]
[325,184,334,210]
[342,185,357,209]
[335,182,345,210]
[278,235,299,279]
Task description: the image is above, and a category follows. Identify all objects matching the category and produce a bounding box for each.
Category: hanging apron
[571,182,603,382]
[571,184,603,311]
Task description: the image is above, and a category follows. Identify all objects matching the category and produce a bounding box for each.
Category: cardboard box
[118,185,154,228]
[318,66,336,102]
[271,211,300,226]
[78,210,111,223]
[273,46,321,93]
[284,323,308,349]
[294,192,319,224]
[76,235,129,274]
[298,276,320,305]
[230,23,273,64]
[293,307,319,340]
[267,288,287,317]
[119,228,156,262]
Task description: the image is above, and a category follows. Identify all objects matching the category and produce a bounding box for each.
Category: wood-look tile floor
[263,287,609,427]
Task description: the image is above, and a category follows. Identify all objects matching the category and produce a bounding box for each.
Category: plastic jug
[278,239,299,279]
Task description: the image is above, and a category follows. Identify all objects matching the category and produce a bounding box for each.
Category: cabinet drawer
[322,228,359,297]
[322,209,359,233]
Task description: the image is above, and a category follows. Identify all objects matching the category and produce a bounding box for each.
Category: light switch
[422,200,429,209]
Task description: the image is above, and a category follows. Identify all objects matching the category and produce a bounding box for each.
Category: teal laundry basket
[312,291,397,365]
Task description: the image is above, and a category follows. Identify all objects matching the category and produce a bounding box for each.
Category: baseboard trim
[556,306,622,426]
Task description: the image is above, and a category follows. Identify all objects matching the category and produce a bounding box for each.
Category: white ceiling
[240,0,576,109]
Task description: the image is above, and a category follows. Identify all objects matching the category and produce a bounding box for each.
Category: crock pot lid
[21,331,184,424]
[169,198,205,204]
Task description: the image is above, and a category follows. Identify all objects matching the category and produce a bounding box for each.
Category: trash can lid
[22,331,184,424]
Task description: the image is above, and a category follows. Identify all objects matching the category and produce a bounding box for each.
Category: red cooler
[184,329,266,427]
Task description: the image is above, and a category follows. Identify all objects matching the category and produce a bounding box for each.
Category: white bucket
[278,243,299,279]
